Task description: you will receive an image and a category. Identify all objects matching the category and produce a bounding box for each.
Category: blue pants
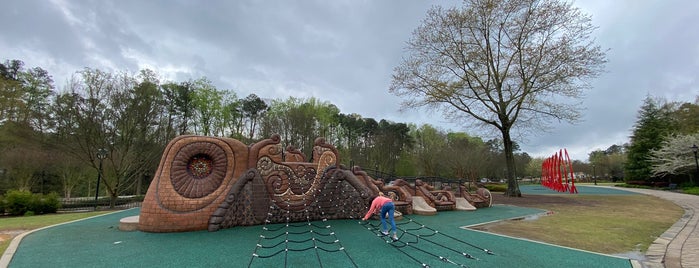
[380,202,397,234]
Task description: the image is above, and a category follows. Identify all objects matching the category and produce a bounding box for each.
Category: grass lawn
[0,211,112,254]
[477,194,684,254]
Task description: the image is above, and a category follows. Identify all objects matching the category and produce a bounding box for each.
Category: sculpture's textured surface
[138,134,376,233]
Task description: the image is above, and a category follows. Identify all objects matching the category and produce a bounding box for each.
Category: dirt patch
[0,230,28,243]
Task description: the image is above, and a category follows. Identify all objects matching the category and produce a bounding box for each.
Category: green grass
[683,187,699,195]
[479,195,683,254]
[0,211,112,255]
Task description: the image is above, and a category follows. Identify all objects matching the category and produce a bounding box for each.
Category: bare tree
[53,69,166,206]
[390,0,606,196]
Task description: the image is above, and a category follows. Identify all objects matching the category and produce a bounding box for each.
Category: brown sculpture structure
[414,179,457,211]
[137,134,491,233]
[138,134,380,232]
[459,185,493,208]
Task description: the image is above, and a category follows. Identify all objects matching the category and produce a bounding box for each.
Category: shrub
[33,192,61,214]
[653,182,669,188]
[5,190,34,216]
[484,183,507,192]
[679,182,696,188]
[3,190,61,216]
[626,181,652,186]
[0,195,5,215]
[617,183,652,189]
[684,187,699,195]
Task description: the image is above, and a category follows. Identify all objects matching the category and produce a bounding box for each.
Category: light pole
[94,148,108,210]
[692,144,698,185]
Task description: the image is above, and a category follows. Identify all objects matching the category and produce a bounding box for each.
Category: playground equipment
[137,134,492,233]
[364,176,414,215]
[138,134,379,232]
[414,179,457,211]
[458,185,493,208]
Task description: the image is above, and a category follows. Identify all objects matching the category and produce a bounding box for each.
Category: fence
[58,195,143,212]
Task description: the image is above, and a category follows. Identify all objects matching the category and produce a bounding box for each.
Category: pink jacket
[362,196,393,220]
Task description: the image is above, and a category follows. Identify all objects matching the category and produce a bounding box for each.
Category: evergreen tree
[625,96,674,181]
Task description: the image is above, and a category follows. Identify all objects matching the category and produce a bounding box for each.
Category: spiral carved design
[256,149,337,211]
[170,142,228,198]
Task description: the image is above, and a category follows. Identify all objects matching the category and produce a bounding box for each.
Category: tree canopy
[390,0,606,196]
[624,96,675,181]
[2,59,548,200]
[649,133,699,184]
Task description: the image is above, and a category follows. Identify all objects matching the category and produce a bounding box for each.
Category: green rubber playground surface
[519,184,638,195]
[9,203,633,268]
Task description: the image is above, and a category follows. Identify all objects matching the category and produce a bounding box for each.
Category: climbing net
[247,168,494,267]
[247,169,365,268]
[360,216,494,268]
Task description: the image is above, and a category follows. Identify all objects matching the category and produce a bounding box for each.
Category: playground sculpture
[137,134,491,233]
[414,179,457,211]
[365,177,414,215]
[139,134,382,232]
[458,185,493,208]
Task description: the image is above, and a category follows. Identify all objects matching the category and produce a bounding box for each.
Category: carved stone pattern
[257,157,292,195]
[208,170,261,230]
[257,156,323,210]
[170,142,227,198]
[219,183,256,227]
[316,179,365,220]
[188,154,213,178]
[207,167,371,230]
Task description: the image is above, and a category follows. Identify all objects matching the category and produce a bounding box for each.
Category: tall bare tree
[390,0,606,196]
[445,132,492,182]
[411,124,448,176]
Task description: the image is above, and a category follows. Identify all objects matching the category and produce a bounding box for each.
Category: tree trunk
[110,193,117,209]
[502,129,522,197]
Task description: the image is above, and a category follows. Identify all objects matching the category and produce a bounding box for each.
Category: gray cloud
[2,0,698,161]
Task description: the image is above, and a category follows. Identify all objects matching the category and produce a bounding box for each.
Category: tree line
[0,59,535,204]
[585,96,699,186]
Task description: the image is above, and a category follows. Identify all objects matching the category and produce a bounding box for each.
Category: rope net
[248,171,363,268]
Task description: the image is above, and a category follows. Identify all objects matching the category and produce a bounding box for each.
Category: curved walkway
[604,187,699,268]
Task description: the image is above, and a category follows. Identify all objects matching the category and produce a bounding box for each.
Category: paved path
[606,187,699,268]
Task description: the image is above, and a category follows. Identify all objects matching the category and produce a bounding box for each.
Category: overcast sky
[2,0,698,161]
